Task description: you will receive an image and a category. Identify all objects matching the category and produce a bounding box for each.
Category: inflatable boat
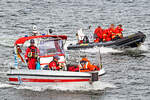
[67,31,146,50]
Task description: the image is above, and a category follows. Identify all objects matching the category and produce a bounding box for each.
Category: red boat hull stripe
[9,78,90,83]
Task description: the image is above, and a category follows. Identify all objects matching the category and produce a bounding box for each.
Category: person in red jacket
[114,24,123,39]
[49,55,60,70]
[102,29,108,42]
[25,39,39,70]
[107,24,116,40]
[94,26,103,42]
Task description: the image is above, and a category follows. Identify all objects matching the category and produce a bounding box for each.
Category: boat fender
[36,61,41,70]
[91,72,98,82]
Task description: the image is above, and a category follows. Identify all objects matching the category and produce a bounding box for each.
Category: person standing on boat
[49,55,60,70]
[25,39,39,70]
[94,26,103,42]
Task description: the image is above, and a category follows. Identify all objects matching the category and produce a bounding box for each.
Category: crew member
[25,39,39,70]
[49,55,60,70]
[102,29,108,42]
[94,26,103,42]
[107,24,116,41]
[114,24,123,39]
[76,28,85,44]
[80,56,99,72]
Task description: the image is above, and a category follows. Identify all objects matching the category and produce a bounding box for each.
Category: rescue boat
[7,34,105,86]
[67,31,146,50]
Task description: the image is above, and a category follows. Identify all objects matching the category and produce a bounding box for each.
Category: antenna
[98,47,103,69]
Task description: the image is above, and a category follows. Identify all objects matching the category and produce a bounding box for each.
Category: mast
[98,47,103,69]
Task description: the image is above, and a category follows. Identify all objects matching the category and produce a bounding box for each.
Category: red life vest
[49,60,60,70]
[107,28,115,39]
[94,27,103,39]
[25,46,38,60]
[115,26,123,38]
[102,29,108,42]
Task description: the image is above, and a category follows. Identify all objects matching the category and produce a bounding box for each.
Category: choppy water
[0,0,150,100]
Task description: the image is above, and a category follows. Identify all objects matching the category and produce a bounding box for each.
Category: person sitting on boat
[115,24,123,38]
[107,24,115,41]
[25,39,39,70]
[94,26,103,42]
[76,28,89,44]
[112,24,123,40]
[79,56,99,72]
[102,29,110,42]
[49,55,61,70]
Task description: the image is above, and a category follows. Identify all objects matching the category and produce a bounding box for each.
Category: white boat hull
[7,68,105,85]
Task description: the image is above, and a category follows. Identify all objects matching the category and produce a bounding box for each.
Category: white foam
[0,82,13,88]
[137,44,149,51]
[123,44,149,52]
[64,41,122,54]
[64,40,77,50]
[81,47,122,54]
[15,85,48,91]
[13,81,116,92]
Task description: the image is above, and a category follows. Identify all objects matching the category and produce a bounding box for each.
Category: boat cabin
[14,35,67,70]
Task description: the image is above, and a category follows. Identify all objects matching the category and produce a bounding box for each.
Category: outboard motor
[91,72,98,82]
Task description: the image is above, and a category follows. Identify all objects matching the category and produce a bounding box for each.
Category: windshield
[39,39,64,56]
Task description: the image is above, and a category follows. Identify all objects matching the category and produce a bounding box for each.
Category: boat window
[39,39,64,56]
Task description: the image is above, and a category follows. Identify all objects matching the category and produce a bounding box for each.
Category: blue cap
[53,55,60,60]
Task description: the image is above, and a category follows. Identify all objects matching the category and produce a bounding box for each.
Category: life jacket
[79,58,98,72]
[68,65,79,72]
[107,28,114,40]
[94,27,103,39]
[111,32,117,39]
[27,46,38,58]
[49,60,60,70]
[80,61,90,72]
[107,28,115,39]
[102,29,108,42]
[115,27,123,38]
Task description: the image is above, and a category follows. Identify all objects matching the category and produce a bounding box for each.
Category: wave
[14,81,116,93]
[0,81,116,93]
